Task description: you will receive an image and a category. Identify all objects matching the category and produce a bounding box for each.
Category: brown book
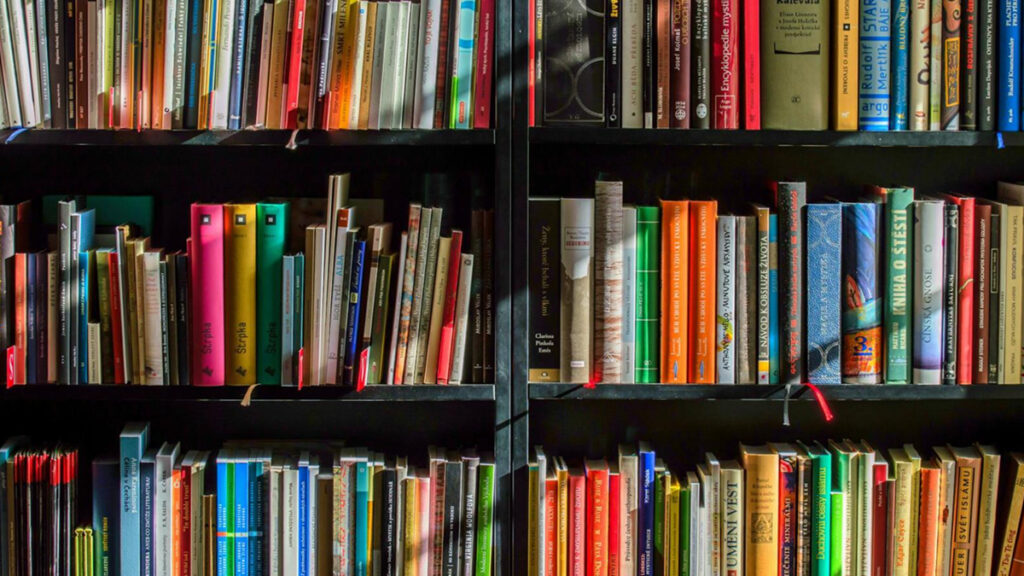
[759,0,830,129]
[151,0,167,129]
[919,462,942,576]
[357,1,379,130]
[670,0,690,128]
[296,0,322,128]
[974,203,992,384]
[949,445,982,576]
[656,0,671,127]
[976,445,1002,576]
[432,0,455,128]
[75,0,89,127]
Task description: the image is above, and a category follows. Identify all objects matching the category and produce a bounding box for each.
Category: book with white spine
[913,200,945,384]
[450,253,474,384]
[415,0,442,127]
[560,197,594,383]
[594,179,623,383]
[211,0,237,128]
[621,206,637,384]
[347,0,370,128]
[0,0,23,127]
[716,215,736,384]
[390,0,411,128]
[620,0,642,127]
[325,208,355,384]
[8,0,37,125]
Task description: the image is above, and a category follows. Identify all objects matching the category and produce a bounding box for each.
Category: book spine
[637,205,661,383]
[606,0,621,127]
[1002,206,1023,385]
[978,0,995,129]
[343,242,366,386]
[942,204,960,384]
[473,0,493,128]
[692,0,709,128]
[859,0,892,130]
[689,201,716,384]
[183,0,203,127]
[811,452,832,576]
[450,254,475,385]
[607,472,621,576]
[956,198,976,384]
[951,459,979,576]
[587,468,609,576]
[755,208,770,383]
[435,239,461,383]
[962,0,978,128]
[913,201,945,384]
[736,218,756,383]
[806,204,842,385]
[639,450,655,576]
[450,0,475,128]
[642,0,653,127]
[659,201,685,384]
[780,454,798,576]
[833,0,858,129]
[743,0,758,129]
[942,0,962,128]
[120,431,146,576]
[745,452,780,575]
[595,181,624,384]
[988,212,1000,382]
[190,205,226,386]
[109,252,125,384]
[711,0,738,128]
[715,216,735,384]
[175,255,190,386]
[256,204,288,384]
[225,205,257,385]
[768,216,780,383]
[240,0,264,126]
[883,188,914,384]
[560,198,594,384]
[892,0,910,129]
[910,0,930,128]
[776,183,805,384]
[842,203,883,384]
[871,464,888,576]
[974,205,991,383]
[930,0,943,128]
[892,460,913,576]
[975,451,1000,576]
[670,0,690,128]
[622,0,642,126]
[621,207,637,384]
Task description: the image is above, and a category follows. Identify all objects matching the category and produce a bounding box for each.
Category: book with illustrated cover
[842,203,882,384]
[543,0,604,124]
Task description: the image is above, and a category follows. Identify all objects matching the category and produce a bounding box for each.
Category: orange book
[151,0,167,129]
[545,474,558,576]
[919,462,941,576]
[171,467,182,576]
[13,253,26,385]
[689,201,717,383]
[660,200,689,383]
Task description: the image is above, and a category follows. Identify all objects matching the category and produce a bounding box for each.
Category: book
[942,202,960,385]
[689,201,716,384]
[256,203,289,384]
[806,204,842,384]
[775,183,805,384]
[892,0,910,129]
[711,0,738,128]
[942,0,962,129]
[659,201,685,384]
[842,202,882,384]
[870,186,914,384]
[913,200,945,384]
[692,0,710,128]
[997,454,1024,576]
[993,185,1024,385]
[120,423,150,576]
[190,205,225,386]
[859,0,892,130]
[594,179,623,384]
[529,199,560,382]
[949,446,982,576]
[621,206,637,384]
[560,198,593,384]
[760,0,830,129]
[735,216,756,384]
[542,0,605,124]
[741,445,779,575]
[910,0,930,128]
[997,0,1018,130]
[225,204,257,385]
[720,460,744,575]
[976,445,1001,576]
[975,203,992,384]
[716,215,735,384]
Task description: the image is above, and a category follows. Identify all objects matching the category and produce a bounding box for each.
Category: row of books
[0,0,495,130]
[528,441,1020,576]
[531,0,1024,130]
[2,174,496,386]
[528,179,1024,385]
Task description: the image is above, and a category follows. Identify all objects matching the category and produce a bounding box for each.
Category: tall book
[869,186,913,384]
[913,200,945,384]
[760,0,830,129]
[594,178,624,383]
[120,423,150,576]
[660,200,686,384]
[711,0,738,128]
[775,183,805,384]
[636,205,661,383]
[691,0,710,128]
[943,194,975,384]
[859,0,891,130]
[670,0,691,128]
[975,445,1001,576]
[736,216,757,383]
[542,0,605,124]
[975,203,992,384]
[560,198,593,384]
[689,201,716,384]
[225,204,257,385]
[910,0,930,128]
[833,0,859,128]
[720,461,745,576]
[842,202,882,384]
[994,184,1024,385]
[942,0,962,129]
[190,204,225,386]
[997,0,1018,130]
[892,0,910,129]
[949,446,982,576]
[529,199,561,382]
[622,206,637,384]
[256,203,288,384]
[716,215,735,384]
[806,204,842,384]
[996,453,1024,576]
[367,253,396,384]
[741,445,779,576]
[621,0,643,127]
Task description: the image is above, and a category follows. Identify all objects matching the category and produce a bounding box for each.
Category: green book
[829,492,843,576]
[653,464,666,575]
[475,459,496,576]
[799,441,832,576]
[875,186,914,383]
[256,202,289,384]
[367,253,396,384]
[679,482,691,576]
[636,206,660,383]
[829,440,853,576]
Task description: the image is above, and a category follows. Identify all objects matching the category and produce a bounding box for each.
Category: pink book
[190,204,225,386]
[473,0,494,129]
[436,230,464,384]
[743,0,760,129]
[712,0,740,129]
[283,0,307,129]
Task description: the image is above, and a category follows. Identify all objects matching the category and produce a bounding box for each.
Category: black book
[691,0,710,129]
[442,455,463,576]
[241,0,266,128]
[775,182,805,384]
[943,203,959,384]
[988,211,1000,382]
[528,198,560,382]
[460,454,479,576]
[183,0,205,128]
[35,253,47,384]
[977,0,995,129]
[176,254,190,386]
[961,0,978,129]
[605,0,622,127]
[158,261,171,385]
[26,254,37,384]
[470,209,484,383]
[382,463,398,576]
[0,206,15,366]
[46,0,66,128]
[482,210,494,384]
[371,456,384,573]
[543,0,605,124]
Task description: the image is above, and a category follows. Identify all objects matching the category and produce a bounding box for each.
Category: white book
[348,0,370,128]
[162,0,179,127]
[913,200,944,384]
[20,0,41,126]
[281,255,295,385]
[402,0,420,127]
[387,233,409,384]
[534,448,548,576]
[6,0,36,126]
[855,443,875,576]
[154,442,180,576]
[716,215,736,384]
[620,0,642,128]
[618,445,638,576]
[325,209,355,384]
[212,0,238,128]
[719,463,744,576]
[282,465,299,575]
[0,0,22,127]
[594,180,623,383]
[621,206,637,384]
[87,322,102,382]
[390,0,411,129]
[404,207,435,383]
[706,453,721,576]
[450,253,474,384]
[560,198,594,383]
[415,0,442,127]
[255,0,275,127]
[88,0,100,127]
[697,463,712,576]
[377,1,399,127]
[142,252,165,385]
[267,461,281,576]
[687,472,701,576]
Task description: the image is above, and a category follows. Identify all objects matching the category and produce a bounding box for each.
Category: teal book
[799,441,831,576]
[234,455,249,576]
[449,0,477,128]
[635,206,660,383]
[768,215,780,384]
[871,186,914,383]
[293,252,305,384]
[355,460,369,575]
[119,422,149,576]
[217,452,229,576]
[475,458,495,576]
[256,202,289,384]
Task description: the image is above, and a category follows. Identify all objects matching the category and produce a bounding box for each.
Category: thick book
[656,0,670,128]
[720,461,744,575]
[892,0,910,129]
[659,200,686,384]
[543,0,605,124]
[716,215,736,384]
[751,205,770,384]
[585,460,609,576]
[859,0,892,130]
[736,216,756,383]
[949,446,982,576]
[869,186,914,384]
[190,204,225,386]
[833,0,859,128]
[256,203,289,384]
[995,184,1024,384]
[913,200,945,384]
[225,204,257,385]
[594,179,624,383]
[978,0,995,129]
[621,0,643,127]
[760,0,830,129]
[670,0,690,128]
[942,0,962,129]
[560,198,593,384]
[806,204,842,384]
[975,445,1001,576]
[711,0,738,128]
[842,202,882,384]
[741,445,780,575]
[775,183,805,384]
[529,199,560,382]
[637,205,661,384]
[996,454,1024,576]
[910,0,930,128]
[771,443,799,576]
[689,201,716,384]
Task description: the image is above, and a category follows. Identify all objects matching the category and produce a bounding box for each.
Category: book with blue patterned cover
[806,204,842,384]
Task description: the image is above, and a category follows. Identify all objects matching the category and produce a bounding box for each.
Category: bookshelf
[0,128,499,146]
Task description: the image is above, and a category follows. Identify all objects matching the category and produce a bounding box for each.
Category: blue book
[999,0,1020,129]
[234,453,250,576]
[343,241,366,385]
[216,452,230,576]
[227,0,249,129]
[806,205,843,384]
[298,453,310,576]
[119,422,149,576]
[768,215,780,384]
[638,443,656,576]
[184,0,203,127]
[842,203,883,384]
[26,253,36,384]
[92,456,121,576]
[68,209,95,385]
[890,0,909,129]
[451,0,477,129]
[355,459,369,576]
[79,251,90,383]
[140,450,155,576]
[859,0,893,130]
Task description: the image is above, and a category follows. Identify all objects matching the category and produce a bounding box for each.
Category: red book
[13,253,25,385]
[918,463,941,576]
[656,0,671,127]
[607,469,621,576]
[181,461,192,575]
[190,204,225,386]
[545,475,558,576]
[433,0,455,128]
[711,0,739,128]
[873,461,890,576]
[528,0,536,126]
[944,194,976,383]
[108,251,126,384]
[437,230,464,384]
[670,0,691,128]
[743,0,759,128]
[283,0,308,128]
[586,461,609,576]
[473,0,494,128]
[1011,504,1024,576]
[569,465,587,576]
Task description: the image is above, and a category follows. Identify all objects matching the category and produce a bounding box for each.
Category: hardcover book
[716,215,736,384]
[842,202,882,384]
[692,0,711,128]
[806,204,842,385]
[741,445,780,576]
[775,183,805,384]
[637,205,661,383]
[190,204,225,386]
[560,198,594,384]
[913,200,945,384]
[910,0,930,128]
[660,200,686,383]
[256,203,289,384]
[529,199,561,382]
[833,0,859,128]
[225,204,257,385]
[859,0,892,130]
[869,186,913,384]
[711,0,738,128]
[892,0,910,129]
[689,201,717,384]
[942,0,963,129]
[543,0,605,124]
[760,0,830,129]
[594,178,624,383]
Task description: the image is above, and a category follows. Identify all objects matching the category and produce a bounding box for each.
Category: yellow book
[357,1,378,130]
[888,448,914,576]
[975,445,1002,576]
[832,0,858,130]
[126,237,150,384]
[905,444,923,576]
[667,475,680,576]
[997,454,1024,576]
[556,457,569,576]
[224,205,256,385]
[403,476,419,576]
[996,184,1024,384]
[329,0,359,128]
[422,236,451,384]
[264,0,289,128]
[741,444,779,575]
[197,0,216,129]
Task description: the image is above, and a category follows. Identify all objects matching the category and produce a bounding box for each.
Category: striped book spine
[806,204,842,384]
[859,0,892,130]
[637,205,661,383]
[595,179,624,383]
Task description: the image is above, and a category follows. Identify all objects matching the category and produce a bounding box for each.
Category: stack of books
[529,178,1024,385]
[532,0,1017,130]
[3,173,495,386]
[528,441,1021,576]
[0,0,494,130]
